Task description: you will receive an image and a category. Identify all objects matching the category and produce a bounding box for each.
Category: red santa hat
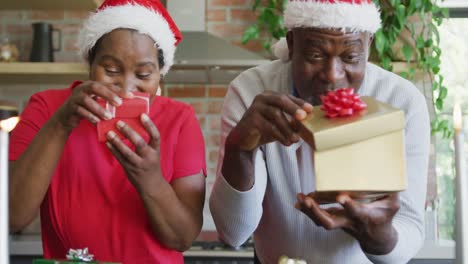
[77,0,182,75]
[274,0,381,61]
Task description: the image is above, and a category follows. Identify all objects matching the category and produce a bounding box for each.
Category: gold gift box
[299,96,406,202]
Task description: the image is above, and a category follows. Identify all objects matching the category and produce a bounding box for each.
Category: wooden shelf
[0,62,87,75]
[0,0,102,10]
[0,62,88,84]
[0,62,247,85]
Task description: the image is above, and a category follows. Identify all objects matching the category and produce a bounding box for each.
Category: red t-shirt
[9,82,206,263]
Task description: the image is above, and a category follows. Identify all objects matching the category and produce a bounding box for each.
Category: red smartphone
[96,92,150,142]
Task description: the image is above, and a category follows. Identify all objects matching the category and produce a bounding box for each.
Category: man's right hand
[226,91,313,151]
[52,81,132,133]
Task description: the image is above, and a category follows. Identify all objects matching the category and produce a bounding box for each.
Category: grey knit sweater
[209,60,430,264]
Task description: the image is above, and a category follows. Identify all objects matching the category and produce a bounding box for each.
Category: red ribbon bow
[320,88,367,118]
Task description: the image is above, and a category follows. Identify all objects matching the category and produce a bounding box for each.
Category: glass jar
[0,36,19,62]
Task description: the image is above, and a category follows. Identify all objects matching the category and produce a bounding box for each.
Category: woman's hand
[53,81,129,132]
[105,113,163,192]
[295,193,400,255]
[106,113,205,250]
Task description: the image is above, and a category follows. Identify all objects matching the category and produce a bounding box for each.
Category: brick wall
[0,1,259,232]
[207,0,262,53]
[0,10,86,62]
[163,84,227,186]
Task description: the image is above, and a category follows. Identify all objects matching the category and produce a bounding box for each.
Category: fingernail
[116,120,125,129]
[141,113,150,122]
[337,196,347,204]
[295,109,307,120]
[105,142,112,149]
[126,91,134,98]
[107,131,116,139]
[91,116,100,123]
[303,103,313,111]
[114,97,122,106]
[104,111,112,120]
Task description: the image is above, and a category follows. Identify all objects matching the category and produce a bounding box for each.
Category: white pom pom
[272,37,290,62]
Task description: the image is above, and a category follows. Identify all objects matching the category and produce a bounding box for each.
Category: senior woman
[8,0,206,263]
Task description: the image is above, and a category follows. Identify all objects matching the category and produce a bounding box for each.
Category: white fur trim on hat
[284,1,381,33]
[274,1,381,61]
[77,4,176,75]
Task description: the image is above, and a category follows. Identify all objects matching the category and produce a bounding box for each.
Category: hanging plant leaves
[402,44,413,62]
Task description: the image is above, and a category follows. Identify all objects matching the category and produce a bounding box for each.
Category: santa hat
[273,0,381,61]
[77,0,182,75]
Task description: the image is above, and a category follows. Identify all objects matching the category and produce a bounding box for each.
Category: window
[436,1,468,240]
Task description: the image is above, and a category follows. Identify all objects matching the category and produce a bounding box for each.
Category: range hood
[166,31,269,84]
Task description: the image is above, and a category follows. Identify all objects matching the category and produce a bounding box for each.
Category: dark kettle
[30,22,61,62]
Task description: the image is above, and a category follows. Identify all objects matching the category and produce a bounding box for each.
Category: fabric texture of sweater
[209,60,430,264]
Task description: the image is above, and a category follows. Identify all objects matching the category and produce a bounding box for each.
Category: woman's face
[89,29,161,102]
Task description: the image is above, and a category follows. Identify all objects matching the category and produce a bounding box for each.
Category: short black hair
[87,34,165,70]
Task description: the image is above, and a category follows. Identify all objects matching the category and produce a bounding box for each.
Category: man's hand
[295,193,400,255]
[226,91,313,151]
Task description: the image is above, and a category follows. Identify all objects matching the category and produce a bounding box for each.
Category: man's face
[287,28,371,105]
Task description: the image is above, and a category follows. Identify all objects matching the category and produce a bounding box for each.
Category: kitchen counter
[9,232,254,259]
[10,233,455,262]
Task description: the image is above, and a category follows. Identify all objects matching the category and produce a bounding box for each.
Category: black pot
[30,22,61,62]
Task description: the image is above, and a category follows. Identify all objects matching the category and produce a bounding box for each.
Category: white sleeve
[209,80,268,248]
[209,150,267,247]
[366,93,430,263]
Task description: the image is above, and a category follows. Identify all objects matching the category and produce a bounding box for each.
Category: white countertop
[9,235,454,259]
[9,234,254,258]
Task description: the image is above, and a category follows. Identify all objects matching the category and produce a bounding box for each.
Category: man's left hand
[295,192,400,255]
